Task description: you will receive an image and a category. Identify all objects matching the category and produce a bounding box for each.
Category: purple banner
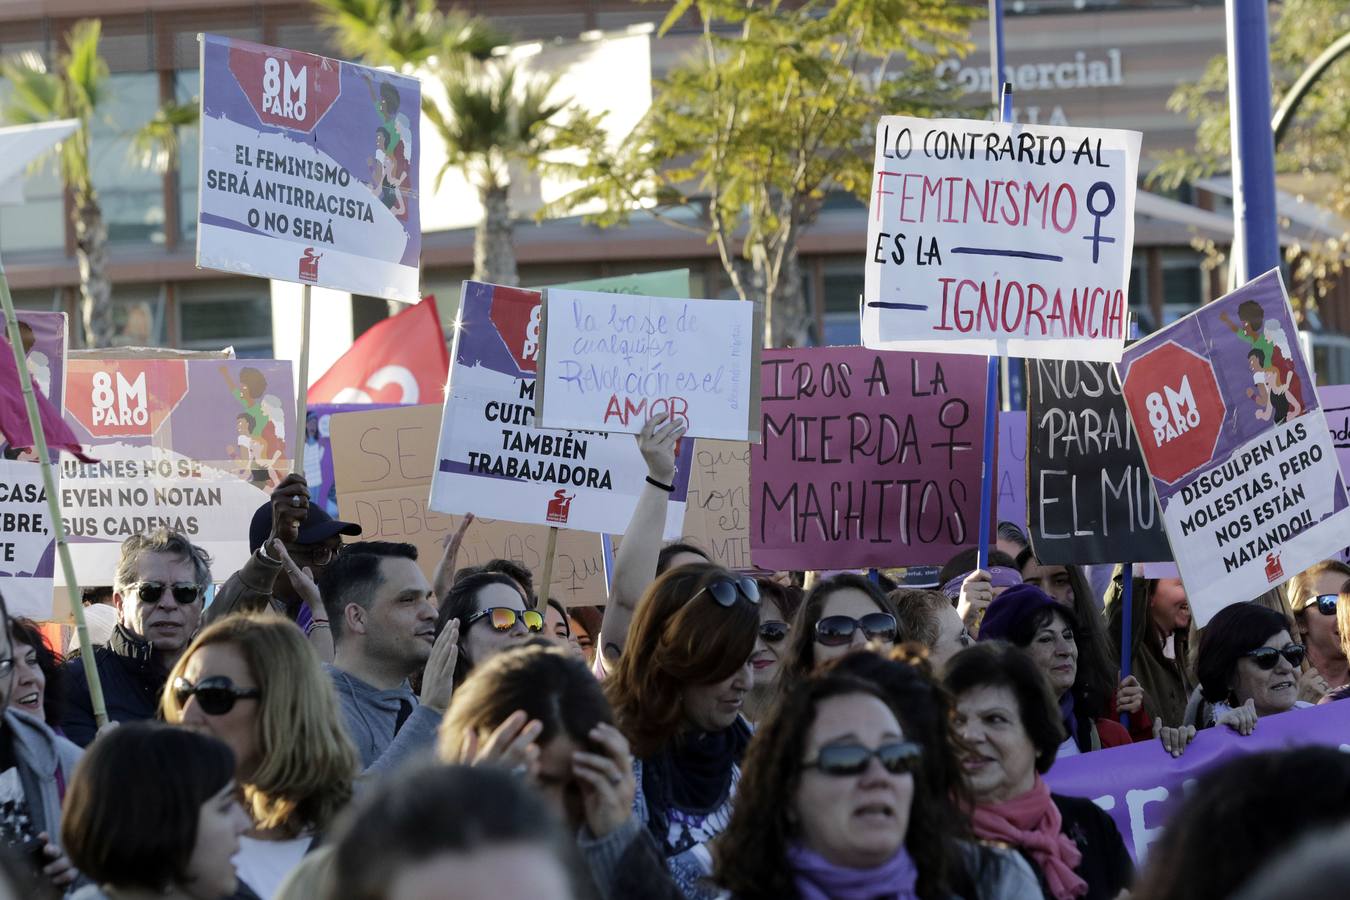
[750,347,987,570]
[1046,701,1350,862]
[997,411,1026,534]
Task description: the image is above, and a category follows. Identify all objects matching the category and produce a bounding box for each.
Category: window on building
[177,279,272,357]
[177,69,200,243]
[108,284,167,348]
[0,76,68,255]
[821,258,864,346]
[90,72,165,245]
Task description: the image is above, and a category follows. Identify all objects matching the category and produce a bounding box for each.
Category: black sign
[1026,359,1171,564]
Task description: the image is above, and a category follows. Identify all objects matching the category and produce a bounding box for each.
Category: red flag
[307,295,449,405]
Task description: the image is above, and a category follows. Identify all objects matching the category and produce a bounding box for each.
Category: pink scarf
[970,776,1087,900]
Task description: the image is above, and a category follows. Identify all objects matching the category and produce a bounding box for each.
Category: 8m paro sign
[1122,342,1225,485]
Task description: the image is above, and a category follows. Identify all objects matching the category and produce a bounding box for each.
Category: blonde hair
[161,614,357,837]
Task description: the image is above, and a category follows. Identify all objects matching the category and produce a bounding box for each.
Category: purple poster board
[1119,271,1350,625]
[305,402,398,516]
[1047,701,1350,863]
[997,411,1026,534]
[750,347,987,569]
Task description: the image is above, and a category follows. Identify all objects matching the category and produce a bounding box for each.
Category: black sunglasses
[1312,594,1339,616]
[1243,643,1306,670]
[694,577,760,608]
[804,741,921,777]
[759,620,790,644]
[173,676,261,716]
[465,607,545,633]
[814,613,898,647]
[126,581,203,606]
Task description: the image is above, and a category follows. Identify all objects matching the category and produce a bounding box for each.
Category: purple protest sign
[1120,270,1350,625]
[750,347,987,570]
[1047,700,1350,862]
[997,411,1026,534]
[305,403,399,516]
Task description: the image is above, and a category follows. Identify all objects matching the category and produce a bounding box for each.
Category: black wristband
[646,475,675,492]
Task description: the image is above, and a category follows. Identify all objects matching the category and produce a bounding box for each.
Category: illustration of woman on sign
[1222,299,1304,419]
[364,75,411,221]
[220,366,287,488]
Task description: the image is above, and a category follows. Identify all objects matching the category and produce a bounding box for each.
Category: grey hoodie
[5,707,82,847]
[324,665,440,774]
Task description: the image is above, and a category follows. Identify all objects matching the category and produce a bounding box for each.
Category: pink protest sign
[750,347,986,569]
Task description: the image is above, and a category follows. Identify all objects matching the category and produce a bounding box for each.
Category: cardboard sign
[1119,270,1350,626]
[57,359,295,588]
[1026,359,1171,564]
[0,460,54,618]
[680,439,752,571]
[535,289,759,440]
[997,411,1027,534]
[330,404,608,605]
[1048,701,1350,863]
[197,34,422,300]
[430,281,686,536]
[862,116,1141,361]
[750,347,987,569]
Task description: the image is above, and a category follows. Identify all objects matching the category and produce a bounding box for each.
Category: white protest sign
[535,289,759,440]
[862,116,1141,362]
[197,34,422,300]
[0,460,54,619]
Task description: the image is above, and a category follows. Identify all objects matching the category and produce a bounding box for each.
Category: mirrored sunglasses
[1313,593,1339,616]
[1243,643,1306,670]
[804,741,921,777]
[814,613,898,647]
[466,607,545,633]
[759,621,790,644]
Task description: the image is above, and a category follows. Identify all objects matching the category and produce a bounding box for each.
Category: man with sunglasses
[207,474,361,627]
[319,542,458,773]
[61,529,212,747]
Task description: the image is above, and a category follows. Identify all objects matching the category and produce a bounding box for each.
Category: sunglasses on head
[465,607,544,633]
[126,581,202,606]
[814,613,898,647]
[173,676,261,716]
[804,741,922,777]
[759,620,790,644]
[1312,594,1340,616]
[694,577,760,608]
[1243,643,1306,670]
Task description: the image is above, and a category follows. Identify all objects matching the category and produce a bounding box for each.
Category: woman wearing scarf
[714,670,1040,899]
[606,563,760,900]
[946,643,1132,900]
[976,585,1132,756]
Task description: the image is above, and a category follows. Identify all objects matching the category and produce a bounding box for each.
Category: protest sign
[541,269,691,297]
[430,281,686,536]
[751,347,986,569]
[535,289,759,440]
[996,411,1026,533]
[681,439,752,571]
[0,459,54,618]
[1026,359,1171,564]
[1119,270,1350,626]
[57,359,295,587]
[304,402,398,516]
[1319,384,1350,561]
[14,310,64,408]
[1047,701,1350,862]
[330,404,609,605]
[861,116,1141,362]
[197,34,421,300]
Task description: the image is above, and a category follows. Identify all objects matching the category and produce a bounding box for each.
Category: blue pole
[1120,562,1133,728]
[987,0,1007,107]
[1226,0,1281,280]
[977,84,1014,573]
[868,568,880,584]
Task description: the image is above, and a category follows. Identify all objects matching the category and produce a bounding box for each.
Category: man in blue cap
[207,473,361,628]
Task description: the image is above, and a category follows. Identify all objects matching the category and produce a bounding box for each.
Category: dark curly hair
[712,672,973,899]
[604,563,759,758]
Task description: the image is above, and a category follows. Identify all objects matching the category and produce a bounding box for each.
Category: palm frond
[60,20,109,116]
[128,98,199,174]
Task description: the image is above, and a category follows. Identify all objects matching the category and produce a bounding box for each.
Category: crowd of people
[1,414,1348,899]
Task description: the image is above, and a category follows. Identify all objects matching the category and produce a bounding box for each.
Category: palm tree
[314,0,601,285]
[0,19,196,348]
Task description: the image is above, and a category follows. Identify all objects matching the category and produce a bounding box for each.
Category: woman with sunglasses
[1181,602,1313,737]
[1288,560,1350,698]
[744,577,802,721]
[605,563,760,899]
[779,574,900,687]
[435,572,543,691]
[714,671,1040,899]
[162,614,357,899]
[947,643,1132,900]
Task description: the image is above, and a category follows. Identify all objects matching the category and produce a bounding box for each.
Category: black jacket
[1020,795,1133,900]
[61,625,171,747]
